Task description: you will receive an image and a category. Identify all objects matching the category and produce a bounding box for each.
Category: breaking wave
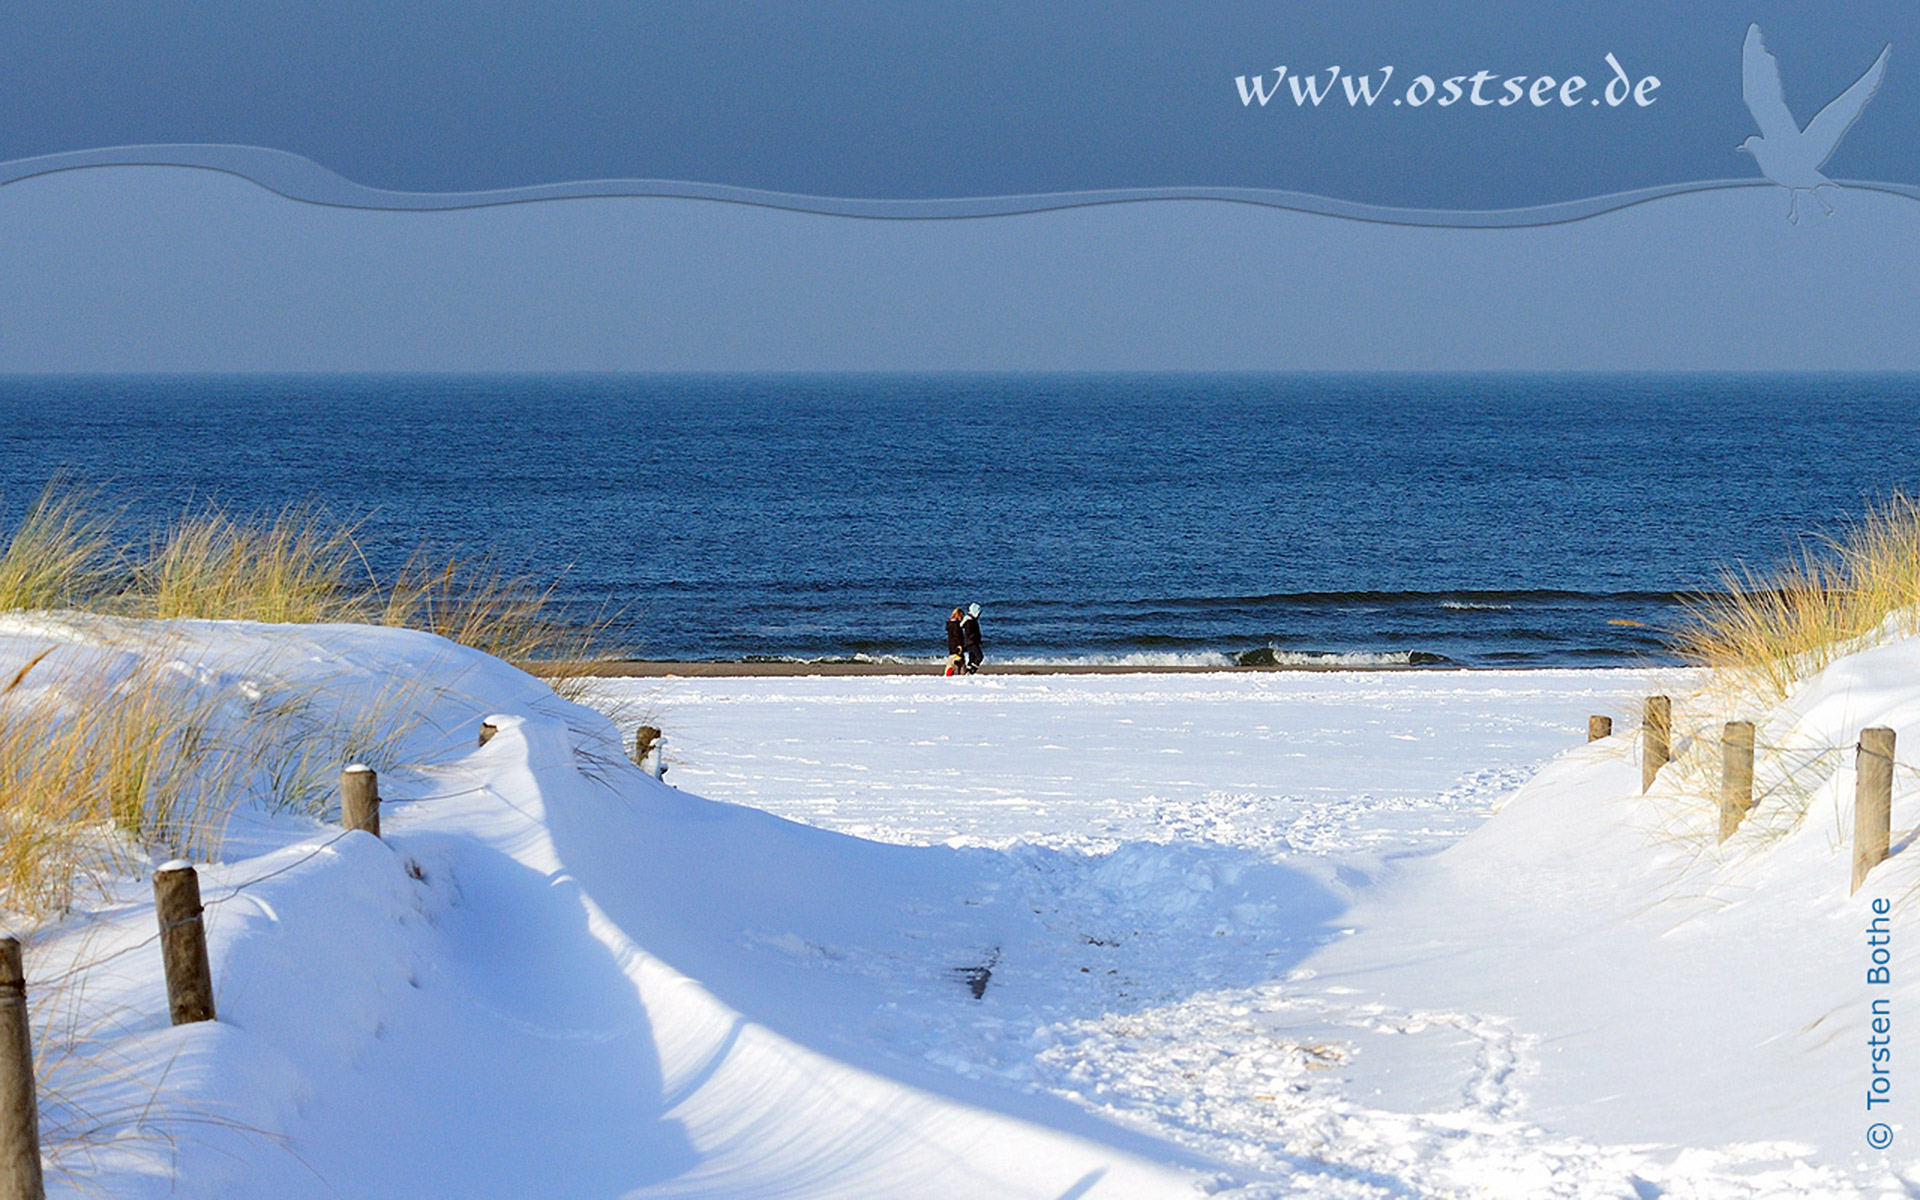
[996,651,1238,668]
[1232,648,1452,668]
[741,653,941,665]
[735,649,1452,670]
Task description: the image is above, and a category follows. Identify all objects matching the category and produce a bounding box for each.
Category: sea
[4,373,1920,669]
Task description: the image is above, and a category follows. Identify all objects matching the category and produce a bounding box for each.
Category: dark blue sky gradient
[2,2,1916,207]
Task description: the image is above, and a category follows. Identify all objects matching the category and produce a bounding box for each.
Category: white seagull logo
[1739,24,1890,222]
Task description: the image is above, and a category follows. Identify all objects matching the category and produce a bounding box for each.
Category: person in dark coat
[960,603,983,673]
[945,607,965,676]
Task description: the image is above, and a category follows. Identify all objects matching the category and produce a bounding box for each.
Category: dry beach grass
[1640,495,1920,845]
[0,481,598,661]
[0,481,598,1170]
[0,485,118,614]
[0,481,605,915]
[1675,494,1920,703]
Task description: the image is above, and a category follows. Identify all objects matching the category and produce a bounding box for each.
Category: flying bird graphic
[1739,24,1890,223]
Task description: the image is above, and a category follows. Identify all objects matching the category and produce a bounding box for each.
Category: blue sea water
[4,373,1920,668]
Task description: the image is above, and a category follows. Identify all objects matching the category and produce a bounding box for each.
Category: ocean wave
[995,651,1238,668]
[1233,648,1451,668]
[1439,600,1514,611]
[1120,588,1698,611]
[732,648,1446,669]
[741,652,942,665]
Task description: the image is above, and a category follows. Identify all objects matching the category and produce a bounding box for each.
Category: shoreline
[534,659,1653,678]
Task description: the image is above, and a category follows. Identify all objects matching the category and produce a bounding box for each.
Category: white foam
[1263,650,1420,667]
[745,653,944,666]
[996,650,1238,668]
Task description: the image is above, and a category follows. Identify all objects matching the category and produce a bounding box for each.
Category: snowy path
[578,669,1730,1196]
[580,667,1919,1198]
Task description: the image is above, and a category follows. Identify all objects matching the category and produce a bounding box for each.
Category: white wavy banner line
[8,142,1903,228]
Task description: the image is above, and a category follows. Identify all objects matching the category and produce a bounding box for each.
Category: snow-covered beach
[11,10,1920,1197]
[4,610,1913,1198]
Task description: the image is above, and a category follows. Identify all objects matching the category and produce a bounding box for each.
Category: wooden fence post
[153,863,216,1025]
[340,764,380,839]
[1719,720,1755,841]
[632,725,661,768]
[1853,727,1896,894]
[1588,715,1612,742]
[0,939,43,1200]
[1641,696,1671,792]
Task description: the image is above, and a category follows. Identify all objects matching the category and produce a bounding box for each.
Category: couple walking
[945,604,983,675]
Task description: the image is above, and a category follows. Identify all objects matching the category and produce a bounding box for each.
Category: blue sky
[2,2,1915,208]
[6,168,1918,372]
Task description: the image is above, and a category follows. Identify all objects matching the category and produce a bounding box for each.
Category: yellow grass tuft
[382,555,569,663]
[1,480,613,672]
[139,504,367,625]
[0,480,617,910]
[0,644,446,918]
[0,651,233,916]
[0,484,118,614]
[1674,494,1920,706]
[1645,496,1920,850]
[381,554,619,702]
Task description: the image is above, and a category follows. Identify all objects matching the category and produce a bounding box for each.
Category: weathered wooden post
[0,939,44,1200]
[340,764,380,839]
[1719,720,1755,841]
[153,863,216,1026]
[1853,727,1896,894]
[478,720,498,747]
[1588,715,1612,742]
[632,725,661,768]
[1641,696,1671,792]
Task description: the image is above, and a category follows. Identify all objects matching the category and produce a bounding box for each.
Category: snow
[602,670,1660,857]
[5,614,1917,1197]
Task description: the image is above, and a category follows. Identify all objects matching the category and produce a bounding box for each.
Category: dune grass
[1674,495,1920,704]
[0,482,610,668]
[0,482,624,1176]
[0,650,232,916]
[0,484,118,614]
[1639,496,1920,847]
[0,644,441,1194]
[141,504,367,625]
[382,553,589,668]
[0,480,614,911]
[0,642,449,919]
